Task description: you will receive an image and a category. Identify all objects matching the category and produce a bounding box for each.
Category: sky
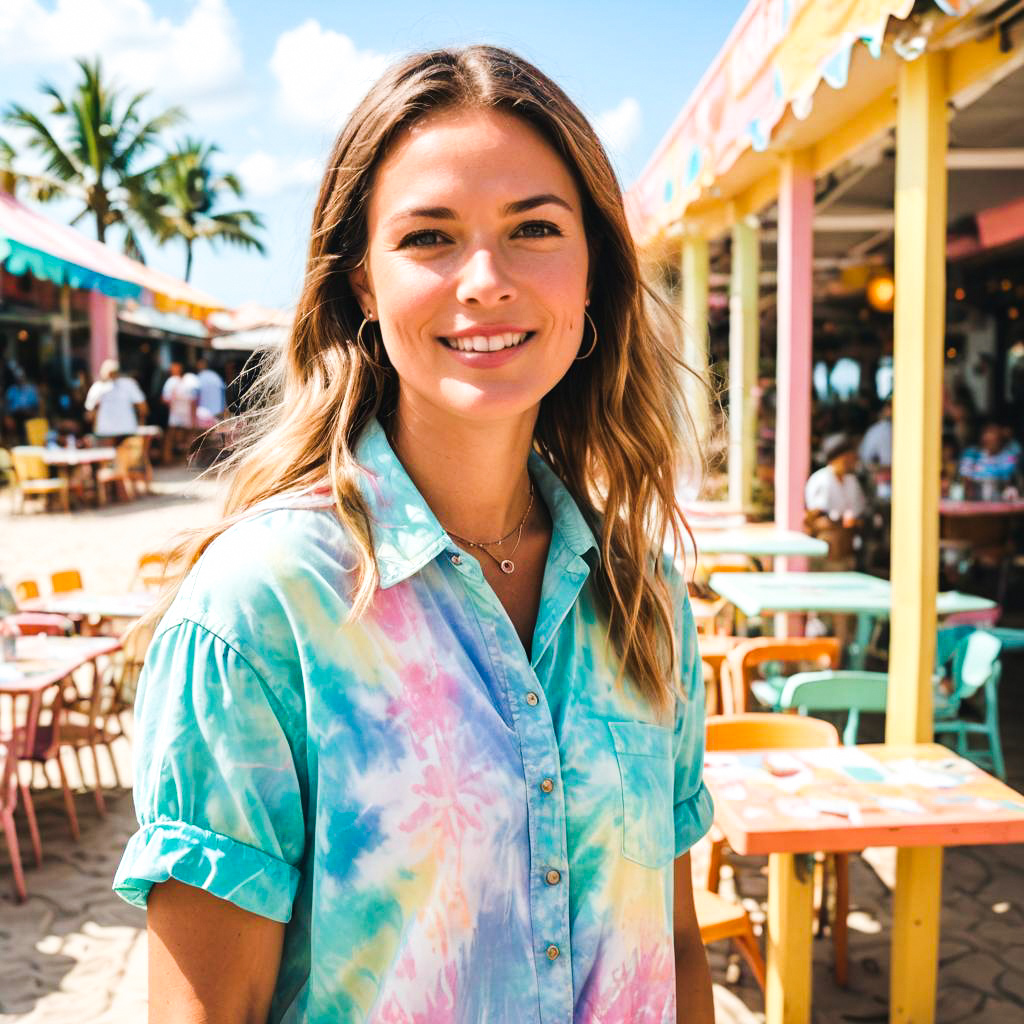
[0,0,747,312]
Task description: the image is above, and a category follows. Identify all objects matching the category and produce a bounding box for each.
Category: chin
[436,378,551,423]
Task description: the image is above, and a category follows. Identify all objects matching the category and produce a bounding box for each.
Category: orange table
[703,743,1024,1024]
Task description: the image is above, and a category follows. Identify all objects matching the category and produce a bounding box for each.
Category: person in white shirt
[859,401,892,468]
[84,359,147,442]
[161,362,199,462]
[805,435,867,526]
[195,357,226,421]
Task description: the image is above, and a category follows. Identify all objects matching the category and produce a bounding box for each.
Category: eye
[397,229,450,249]
[513,220,563,239]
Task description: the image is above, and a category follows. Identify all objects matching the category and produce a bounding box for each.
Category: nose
[454,246,516,307]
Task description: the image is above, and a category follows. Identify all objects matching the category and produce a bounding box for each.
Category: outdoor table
[706,571,996,666]
[689,525,828,559]
[19,445,117,508]
[939,497,1024,553]
[22,591,156,623]
[702,743,1024,1024]
[0,634,121,751]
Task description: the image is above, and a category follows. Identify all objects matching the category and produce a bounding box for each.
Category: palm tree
[145,138,266,281]
[2,57,185,259]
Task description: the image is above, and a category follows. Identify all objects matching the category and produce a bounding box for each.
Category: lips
[440,331,533,352]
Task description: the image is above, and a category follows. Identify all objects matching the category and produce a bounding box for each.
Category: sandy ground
[0,467,1022,1022]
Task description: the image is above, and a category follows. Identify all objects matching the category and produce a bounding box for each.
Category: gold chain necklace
[444,482,535,575]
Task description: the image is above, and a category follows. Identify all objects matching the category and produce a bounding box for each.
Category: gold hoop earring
[356,316,384,365]
[576,309,598,361]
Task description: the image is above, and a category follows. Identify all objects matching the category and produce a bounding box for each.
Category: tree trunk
[185,239,193,282]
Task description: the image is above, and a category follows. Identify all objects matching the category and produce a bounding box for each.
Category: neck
[388,396,538,541]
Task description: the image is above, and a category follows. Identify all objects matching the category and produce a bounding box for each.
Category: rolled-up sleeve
[113,619,306,922]
[672,592,714,857]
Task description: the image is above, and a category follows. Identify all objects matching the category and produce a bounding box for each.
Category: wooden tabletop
[703,743,1024,855]
[0,634,121,695]
[18,446,118,467]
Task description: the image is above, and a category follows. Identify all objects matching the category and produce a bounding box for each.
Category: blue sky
[0,0,746,310]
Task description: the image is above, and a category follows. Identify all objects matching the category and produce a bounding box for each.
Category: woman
[115,46,715,1023]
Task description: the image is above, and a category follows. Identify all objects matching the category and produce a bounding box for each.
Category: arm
[148,878,284,1024]
[673,853,715,1023]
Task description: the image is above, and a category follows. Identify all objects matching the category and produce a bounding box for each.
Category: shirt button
[545,869,561,886]
[540,777,554,794]
[450,553,462,566]
[546,944,560,961]
[525,691,539,706]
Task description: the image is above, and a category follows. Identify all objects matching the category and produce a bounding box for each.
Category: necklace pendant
[499,559,515,574]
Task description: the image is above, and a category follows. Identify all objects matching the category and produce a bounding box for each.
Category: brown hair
[144,45,704,712]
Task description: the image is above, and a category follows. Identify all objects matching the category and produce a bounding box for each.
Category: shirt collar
[355,418,599,589]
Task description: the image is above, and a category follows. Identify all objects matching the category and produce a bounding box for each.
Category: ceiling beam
[947,148,1024,170]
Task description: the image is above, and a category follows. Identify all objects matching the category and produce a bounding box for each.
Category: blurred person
[84,359,147,444]
[160,361,199,462]
[3,365,40,441]
[806,434,867,525]
[859,400,892,469]
[958,418,1020,498]
[195,355,226,423]
[114,45,715,1024]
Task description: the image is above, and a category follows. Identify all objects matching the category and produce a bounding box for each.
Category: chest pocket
[608,721,675,869]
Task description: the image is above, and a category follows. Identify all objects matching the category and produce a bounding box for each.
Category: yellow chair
[133,552,170,591]
[23,417,49,447]
[15,580,40,603]
[705,713,850,987]
[51,569,84,594]
[10,447,69,513]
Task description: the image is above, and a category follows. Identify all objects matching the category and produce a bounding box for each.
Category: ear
[348,263,375,318]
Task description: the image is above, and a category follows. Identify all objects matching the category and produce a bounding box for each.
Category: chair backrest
[50,569,84,594]
[953,631,1002,702]
[135,552,169,590]
[23,417,49,447]
[722,636,842,714]
[778,670,889,714]
[10,447,48,482]
[0,447,12,485]
[15,579,40,602]
[116,436,144,472]
[706,712,840,751]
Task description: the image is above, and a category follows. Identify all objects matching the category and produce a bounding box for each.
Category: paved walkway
[0,470,1022,1021]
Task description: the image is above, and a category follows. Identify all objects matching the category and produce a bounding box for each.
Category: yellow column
[888,49,948,1024]
[728,217,760,510]
[681,233,711,447]
[765,853,814,1024]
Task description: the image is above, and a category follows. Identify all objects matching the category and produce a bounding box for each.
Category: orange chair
[15,579,40,603]
[50,569,84,595]
[697,634,747,716]
[720,636,841,715]
[705,712,850,986]
[694,888,766,992]
[133,552,170,591]
[1,726,41,902]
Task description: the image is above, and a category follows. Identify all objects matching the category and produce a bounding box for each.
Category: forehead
[368,107,580,214]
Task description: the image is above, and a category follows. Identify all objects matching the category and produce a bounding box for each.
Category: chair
[752,670,890,746]
[133,552,170,591]
[95,441,136,503]
[694,887,766,992]
[10,448,70,513]
[23,417,49,447]
[50,569,84,594]
[933,629,1005,779]
[119,435,151,495]
[721,637,841,715]
[0,447,13,503]
[705,713,849,986]
[15,579,40,602]
[1,727,40,902]
[697,635,747,717]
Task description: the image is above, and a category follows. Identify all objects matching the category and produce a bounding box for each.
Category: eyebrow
[385,193,574,226]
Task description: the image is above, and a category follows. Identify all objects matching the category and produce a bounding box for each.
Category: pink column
[88,290,118,379]
[775,152,814,539]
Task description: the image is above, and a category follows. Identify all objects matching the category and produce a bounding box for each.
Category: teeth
[444,332,528,352]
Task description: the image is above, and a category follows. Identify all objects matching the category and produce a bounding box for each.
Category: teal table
[689,527,828,559]
[707,571,996,666]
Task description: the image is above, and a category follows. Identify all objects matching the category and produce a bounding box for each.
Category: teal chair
[932,629,1004,779]
[751,671,889,746]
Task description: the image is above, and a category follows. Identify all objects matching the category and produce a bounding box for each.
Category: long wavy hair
[143,45,704,712]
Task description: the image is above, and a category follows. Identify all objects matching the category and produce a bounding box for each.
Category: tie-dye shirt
[113,418,713,1023]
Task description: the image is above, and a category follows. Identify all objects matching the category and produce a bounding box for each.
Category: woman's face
[350,107,590,429]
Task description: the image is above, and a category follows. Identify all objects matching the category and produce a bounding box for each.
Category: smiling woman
[112,45,715,1024]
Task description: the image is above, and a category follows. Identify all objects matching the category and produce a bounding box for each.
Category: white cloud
[237,151,323,199]
[269,20,391,130]
[595,97,643,157]
[0,0,245,116]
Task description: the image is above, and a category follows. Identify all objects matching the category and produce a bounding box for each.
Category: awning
[626,0,986,244]
[0,190,225,319]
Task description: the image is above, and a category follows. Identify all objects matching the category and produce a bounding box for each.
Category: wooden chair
[50,569,84,595]
[96,441,136,503]
[133,552,170,591]
[697,635,747,716]
[10,448,70,513]
[118,435,150,495]
[15,579,40,602]
[720,636,841,714]
[1,727,40,903]
[694,887,766,992]
[705,712,850,986]
[0,447,13,509]
[23,417,49,447]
